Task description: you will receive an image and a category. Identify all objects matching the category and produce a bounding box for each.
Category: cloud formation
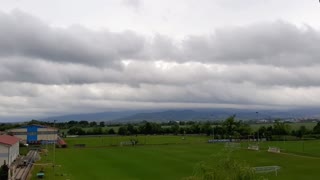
[2,11,320,68]
[1,10,320,120]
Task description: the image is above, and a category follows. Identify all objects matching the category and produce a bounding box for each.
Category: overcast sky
[1,0,320,121]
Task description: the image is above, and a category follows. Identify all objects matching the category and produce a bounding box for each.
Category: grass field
[29,136,320,180]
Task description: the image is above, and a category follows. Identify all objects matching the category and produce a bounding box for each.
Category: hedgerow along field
[30,136,320,180]
[58,121,317,134]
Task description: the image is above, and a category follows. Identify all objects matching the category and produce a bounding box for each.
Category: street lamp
[53,120,57,180]
[256,112,260,142]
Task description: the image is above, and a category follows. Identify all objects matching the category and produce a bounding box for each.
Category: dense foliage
[2,117,320,140]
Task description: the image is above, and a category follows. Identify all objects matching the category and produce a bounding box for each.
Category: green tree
[138,122,162,135]
[201,122,212,136]
[257,126,267,138]
[67,127,86,135]
[89,121,97,127]
[107,128,116,135]
[171,124,180,135]
[190,123,201,134]
[127,124,137,135]
[296,125,308,138]
[313,122,320,134]
[222,115,237,140]
[118,126,128,135]
[92,127,103,134]
[79,120,89,127]
[99,121,105,127]
[273,120,290,135]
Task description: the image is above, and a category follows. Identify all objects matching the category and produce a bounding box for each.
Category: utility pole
[212,124,215,142]
[53,120,57,180]
[46,122,48,161]
[256,112,260,143]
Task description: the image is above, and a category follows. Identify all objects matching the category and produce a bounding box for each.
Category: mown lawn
[64,135,211,147]
[29,136,320,180]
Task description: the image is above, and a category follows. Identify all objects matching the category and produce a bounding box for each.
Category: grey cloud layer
[2,57,320,87]
[1,10,320,120]
[1,11,320,67]
[0,11,145,67]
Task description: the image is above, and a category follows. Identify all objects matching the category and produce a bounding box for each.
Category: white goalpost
[268,146,281,153]
[253,166,281,176]
[248,144,259,151]
[224,142,241,149]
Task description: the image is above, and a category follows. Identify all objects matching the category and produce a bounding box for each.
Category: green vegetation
[55,117,320,143]
[30,136,320,180]
[6,118,320,179]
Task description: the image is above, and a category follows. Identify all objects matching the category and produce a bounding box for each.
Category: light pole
[53,120,57,180]
[212,125,214,142]
[256,112,260,143]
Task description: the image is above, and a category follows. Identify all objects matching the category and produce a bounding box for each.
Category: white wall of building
[0,142,19,166]
[9,142,19,166]
[0,144,9,166]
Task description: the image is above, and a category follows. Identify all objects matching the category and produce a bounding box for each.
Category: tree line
[63,116,320,140]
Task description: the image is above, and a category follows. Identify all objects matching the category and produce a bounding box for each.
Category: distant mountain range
[40,108,320,123]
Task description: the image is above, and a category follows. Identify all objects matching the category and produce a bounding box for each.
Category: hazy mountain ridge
[39,108,320,123]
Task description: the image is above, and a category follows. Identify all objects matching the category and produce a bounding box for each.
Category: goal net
[224,142,241,150]
[268,146,280,153]
[253,166,281,176]
[248,144,259,151]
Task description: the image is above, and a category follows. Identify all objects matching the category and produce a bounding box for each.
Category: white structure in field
[268,146,281,153]
[248,144,259,151]
[0,135,20,166]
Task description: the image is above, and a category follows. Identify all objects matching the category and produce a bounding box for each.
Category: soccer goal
[268,146,281,153]
[253,166,281,176]
[224,142,241,149]
[120,141,132,146]
[248,144,259,151]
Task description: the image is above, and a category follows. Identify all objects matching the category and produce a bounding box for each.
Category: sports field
[30,136,320,180]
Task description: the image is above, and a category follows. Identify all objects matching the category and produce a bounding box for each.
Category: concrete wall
[38,134,57,141]
[9,142,19,166]
[0,142,19,166]
[0,144,8,166]
[9,128,26,133]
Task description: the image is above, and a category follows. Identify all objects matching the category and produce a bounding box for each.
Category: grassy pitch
[30,136,320,180]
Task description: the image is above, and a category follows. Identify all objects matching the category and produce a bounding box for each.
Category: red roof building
[0,135,20,146]
[0,135,20,166]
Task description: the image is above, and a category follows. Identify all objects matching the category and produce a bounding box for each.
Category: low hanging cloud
[1,10,320,120]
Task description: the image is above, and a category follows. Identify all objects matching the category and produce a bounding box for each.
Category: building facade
[8,125,57,144]
[0,135,20,166]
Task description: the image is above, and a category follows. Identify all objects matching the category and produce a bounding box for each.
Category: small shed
[0,135,20,166]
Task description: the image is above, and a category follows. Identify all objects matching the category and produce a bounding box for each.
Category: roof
[57,138,67,145]
[0,135,20,146]
[19,124,57,130]
[21,124,47,128]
